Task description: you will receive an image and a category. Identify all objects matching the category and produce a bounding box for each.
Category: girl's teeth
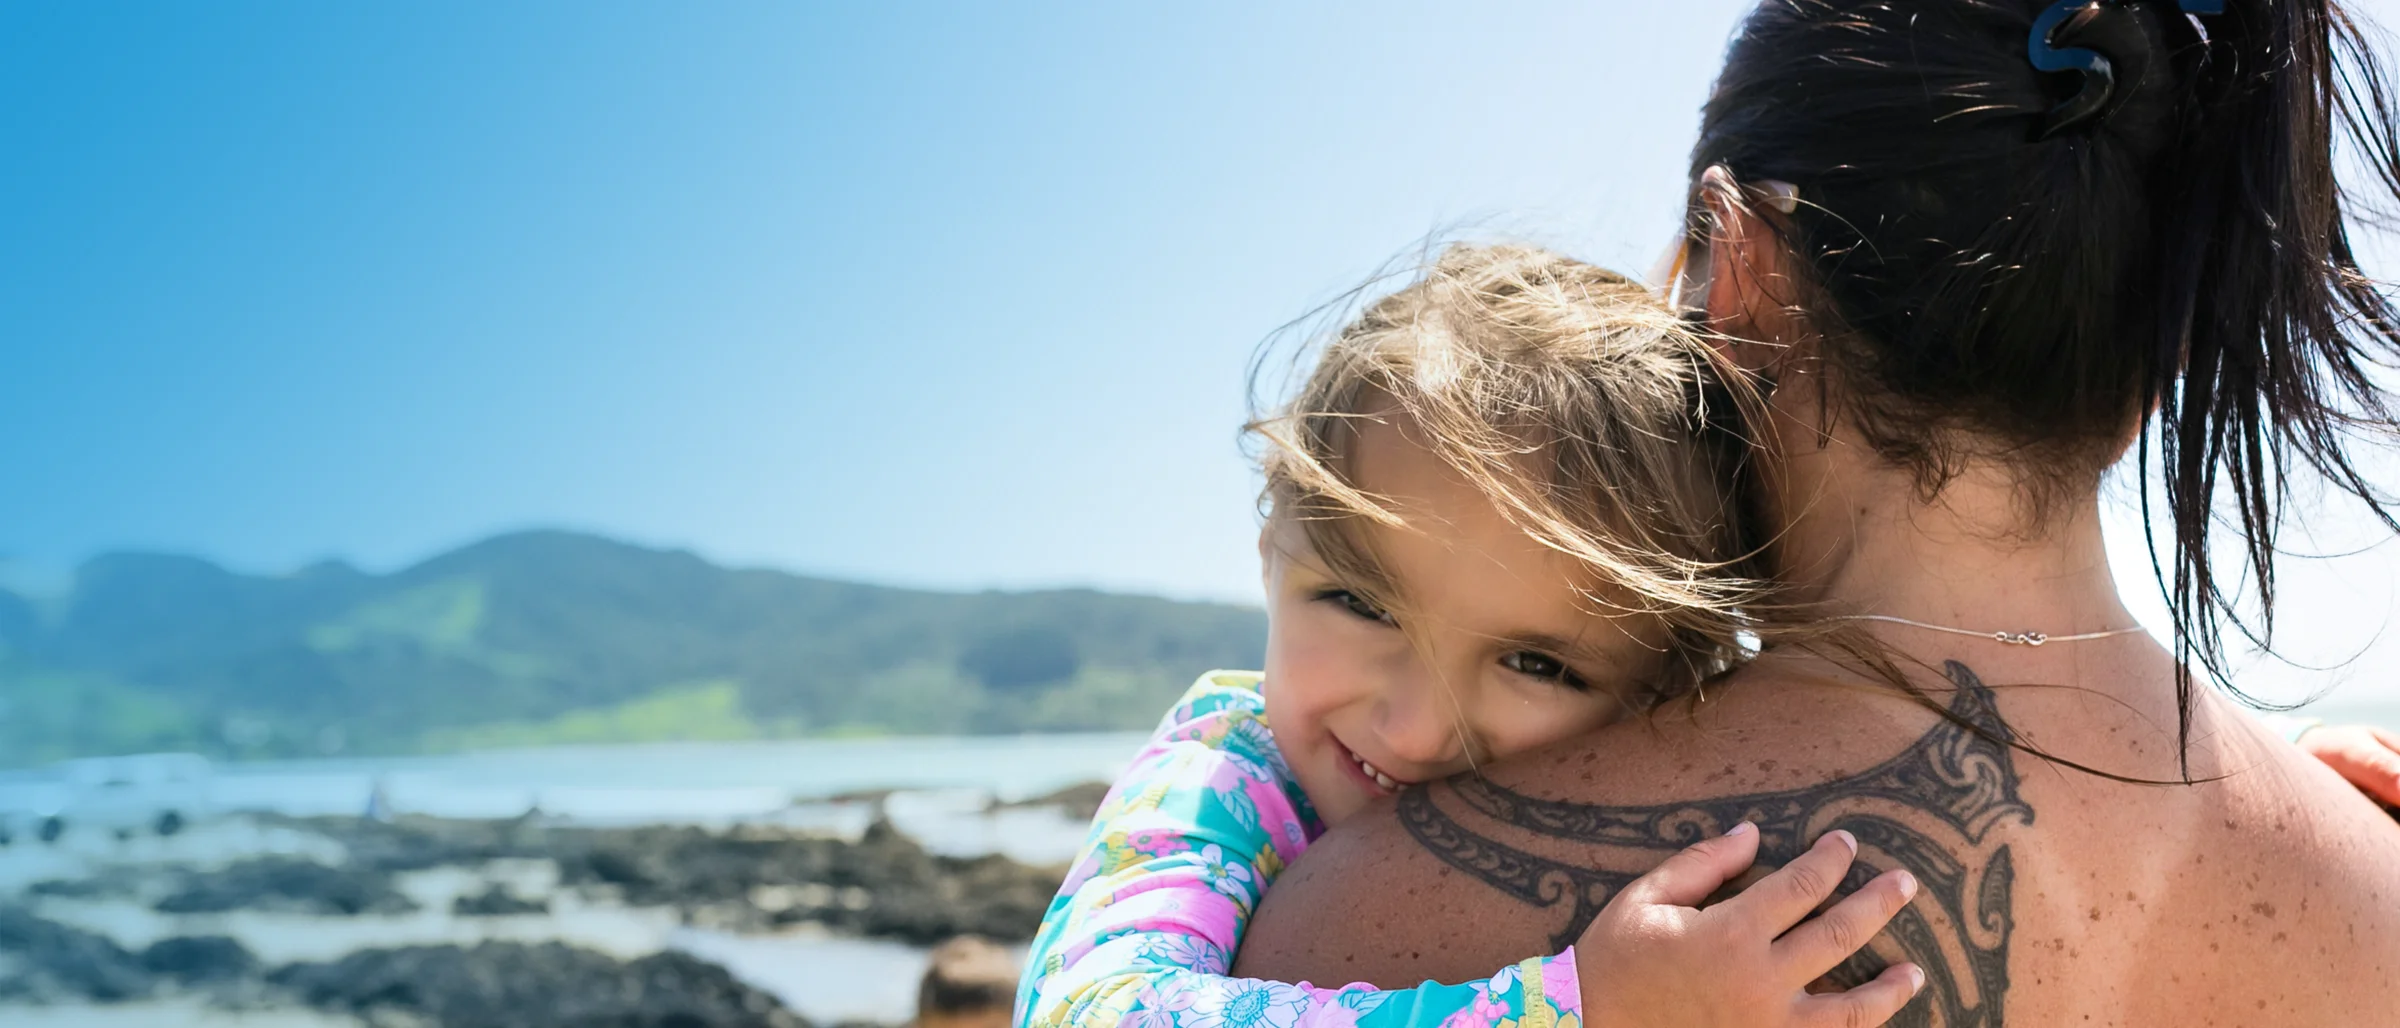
[1352,751,1401,791]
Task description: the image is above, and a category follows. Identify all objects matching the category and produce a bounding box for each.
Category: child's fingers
[1614,821,1760,908]
[1719,829,1857,935]
[1793,962,1925,1028]
[1773,867,1918,981]
[2302,725,2400,806]
[2373,727,2400,804]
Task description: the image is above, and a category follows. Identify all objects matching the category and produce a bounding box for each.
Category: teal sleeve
[1014,672,1587,1028]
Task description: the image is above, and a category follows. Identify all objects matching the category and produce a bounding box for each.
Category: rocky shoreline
[0,806,1084,1027]
[258,812,1065,943]
[1,907,807,1028]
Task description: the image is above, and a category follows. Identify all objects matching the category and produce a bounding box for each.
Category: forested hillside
[0,531,1265,765]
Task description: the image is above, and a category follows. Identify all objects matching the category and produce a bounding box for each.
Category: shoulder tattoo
[1398,661,2031,1027]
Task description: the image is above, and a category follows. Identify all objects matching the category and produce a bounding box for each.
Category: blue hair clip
[2029,0,2220,139]
[2029,1,2120,138]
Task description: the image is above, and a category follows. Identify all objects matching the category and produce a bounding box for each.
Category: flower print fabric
[1016,671,1583,1028]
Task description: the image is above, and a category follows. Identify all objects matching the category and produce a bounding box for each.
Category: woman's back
[1233,650,2400,1024]
[1999,669,2400,1023]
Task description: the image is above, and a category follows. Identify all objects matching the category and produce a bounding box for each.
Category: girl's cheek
[1262,625,1317,722]
[1265,610,1348,707]
[1264,647,1338,727]
[1479,692,1619,762]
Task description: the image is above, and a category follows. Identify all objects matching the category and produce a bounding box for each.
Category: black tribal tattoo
[1398,661,2031,1028]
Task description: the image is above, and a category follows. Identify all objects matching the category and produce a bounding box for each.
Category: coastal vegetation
[0,530,1265,766]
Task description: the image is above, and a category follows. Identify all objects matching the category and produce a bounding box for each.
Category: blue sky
[8,1,2400,710]
[1,2,1751,602]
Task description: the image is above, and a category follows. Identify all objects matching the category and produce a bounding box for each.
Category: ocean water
[0,731,1150,852]
[2294,700,2400,733]
[84,730,1146,818]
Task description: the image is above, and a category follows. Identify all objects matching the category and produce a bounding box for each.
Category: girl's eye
[1501,651,1592,693]
[1315,589,1396,626]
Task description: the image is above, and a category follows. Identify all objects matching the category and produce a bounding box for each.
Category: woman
[1231,0,2400,1023]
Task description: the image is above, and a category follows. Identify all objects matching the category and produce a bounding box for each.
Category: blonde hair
[1247,243,1773,704]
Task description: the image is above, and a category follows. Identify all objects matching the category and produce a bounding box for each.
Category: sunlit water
[0,731,1149,823]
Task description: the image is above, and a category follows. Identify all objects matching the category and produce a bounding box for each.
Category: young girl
[1017,245,1929,1028]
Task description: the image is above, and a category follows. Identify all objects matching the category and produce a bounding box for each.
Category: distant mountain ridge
[0,531,1266,766]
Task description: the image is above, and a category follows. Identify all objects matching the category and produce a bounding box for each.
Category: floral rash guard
[1016,671,1583,1028]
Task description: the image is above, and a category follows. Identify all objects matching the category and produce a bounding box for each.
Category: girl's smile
[1257,410,1668,825]
[1333,734,1413,796]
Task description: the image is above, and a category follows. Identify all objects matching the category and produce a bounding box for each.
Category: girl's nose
[1374,669,1468,772]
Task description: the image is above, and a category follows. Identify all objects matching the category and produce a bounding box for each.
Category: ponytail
[2148,0,2400,763]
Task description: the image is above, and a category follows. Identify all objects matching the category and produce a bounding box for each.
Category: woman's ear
[1696,167,1808,381]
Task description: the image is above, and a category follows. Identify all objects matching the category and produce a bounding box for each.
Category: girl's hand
[2298,724,2400,808]
[1575,822,1924,1028]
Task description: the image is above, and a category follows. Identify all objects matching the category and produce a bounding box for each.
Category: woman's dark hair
[1693,0,2400,765]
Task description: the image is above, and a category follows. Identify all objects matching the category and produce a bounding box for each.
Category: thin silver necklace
[1833,614,2148,648]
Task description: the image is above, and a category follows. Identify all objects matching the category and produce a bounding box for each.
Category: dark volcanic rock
[284,812,1063,944]
[452,884,550,916]
[26,867,145,901]
[999,780,1112,822]
[555,818,1058,944]
[26,878,113,900]
[155,856,419,916]
[141,935,260,983]
[0,906,152,1002]
[268,941,809,1028]
[300,813,554,873]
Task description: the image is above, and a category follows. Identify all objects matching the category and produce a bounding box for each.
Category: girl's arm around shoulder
[1019,672,1576,1028]
[1016,671,1312,1028]
[1022,815,1923,1028]
[1021,669,1922,1028]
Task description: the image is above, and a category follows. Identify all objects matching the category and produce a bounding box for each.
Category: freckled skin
[1235,650,2400,1025]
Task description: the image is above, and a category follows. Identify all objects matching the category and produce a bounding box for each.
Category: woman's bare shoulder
[2004,703,2400,1022]
[1235,662,1990,997]
[1237,664,2400,1023]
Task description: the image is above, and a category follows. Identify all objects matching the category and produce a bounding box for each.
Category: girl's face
[1259,416,1674,826]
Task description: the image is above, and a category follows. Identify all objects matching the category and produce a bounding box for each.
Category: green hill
[0,531,1265,766]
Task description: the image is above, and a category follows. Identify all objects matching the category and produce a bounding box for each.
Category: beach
[0,733,1142,1027]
